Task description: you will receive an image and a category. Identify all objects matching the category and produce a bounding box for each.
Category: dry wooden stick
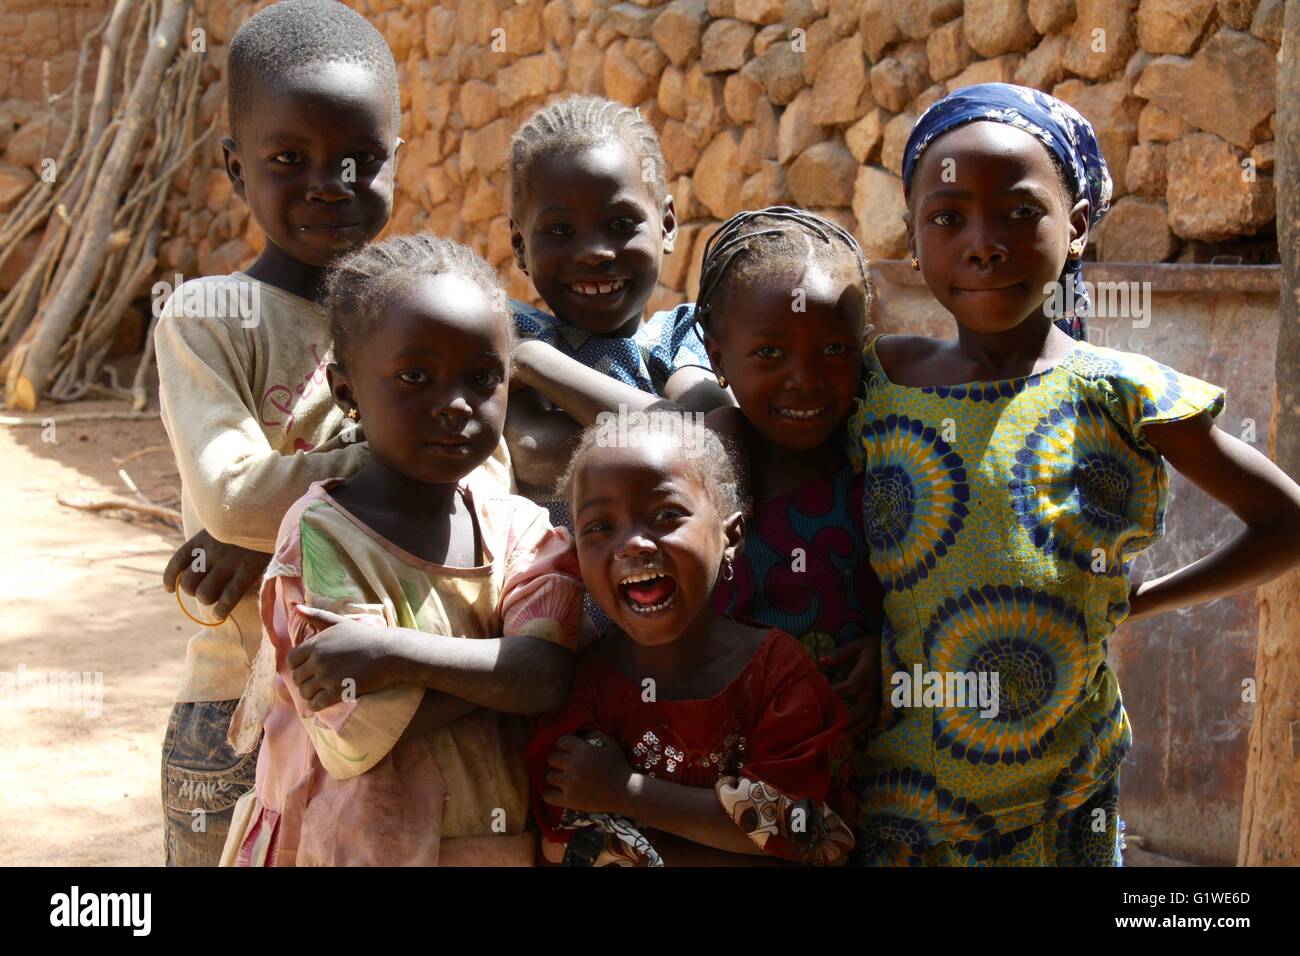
[117,116,216,223]
[0,0,205,408]
[6,0,193,410]
[131,311,160,411]
[75,236,158,381]
[129,53,206,411]
[0,2,136,361]
[0,109,105,305]
[0,114,121,365]
[56,493,181,526]
[36,0,135,279]
[86,0,135,152]
[47,6,199,397]
[112,444,170,464]
[0,12,107,272]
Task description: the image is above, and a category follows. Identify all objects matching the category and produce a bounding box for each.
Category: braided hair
[508,95,668,221]
[228,0,399,143]
[325,233,510,369]
[694,206,872,332]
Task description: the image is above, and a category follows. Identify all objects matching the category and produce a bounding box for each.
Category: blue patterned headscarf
[901,83,1113,341]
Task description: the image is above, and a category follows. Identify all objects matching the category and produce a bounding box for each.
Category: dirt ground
[0,369,185,866]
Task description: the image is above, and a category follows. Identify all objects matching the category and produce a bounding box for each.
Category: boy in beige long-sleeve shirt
[154,0,397,866]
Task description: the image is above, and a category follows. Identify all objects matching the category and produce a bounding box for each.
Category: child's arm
[154,304,368,552]
[1130,412,1300,620]
[290,505,586,715]
[255,565,433,778]
[290,608,576,715]
[503,385,583,488]
[282,634,479,740]
[513,338,734,428]
[544,731,766,856]
[512,339,660,425]
[661,365,734,413]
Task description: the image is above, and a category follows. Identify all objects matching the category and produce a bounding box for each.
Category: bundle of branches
[0,0,213,412]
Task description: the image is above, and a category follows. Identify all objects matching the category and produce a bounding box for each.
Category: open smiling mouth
[775,405,829,421]
[618,570,678,614]
[568,279,627,297]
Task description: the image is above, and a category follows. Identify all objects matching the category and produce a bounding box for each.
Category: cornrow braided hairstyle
[508,94,668,221]
[228,0,399,144]
[693,206,872,335]
[325,232,510,369]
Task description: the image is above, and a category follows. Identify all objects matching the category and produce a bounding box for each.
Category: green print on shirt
[300,507,359,602]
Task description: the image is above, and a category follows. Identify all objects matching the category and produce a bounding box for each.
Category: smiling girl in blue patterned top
[850,83,1300,866]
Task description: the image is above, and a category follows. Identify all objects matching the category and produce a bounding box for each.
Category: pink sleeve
[499,502,586,650]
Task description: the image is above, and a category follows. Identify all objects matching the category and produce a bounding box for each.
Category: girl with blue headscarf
[848,83,1300,866]
[901,82,1113,342]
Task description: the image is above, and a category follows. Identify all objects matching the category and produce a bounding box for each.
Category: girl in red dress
[525,412,854,865]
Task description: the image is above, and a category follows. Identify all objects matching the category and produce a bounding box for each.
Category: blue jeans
[161,699,259,866]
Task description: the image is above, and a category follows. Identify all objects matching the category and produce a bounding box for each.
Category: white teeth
[777,406,827,420]
[626,595,676,616]
[621,571,674,613]
[620,571,663,585]
[571,280,625,296]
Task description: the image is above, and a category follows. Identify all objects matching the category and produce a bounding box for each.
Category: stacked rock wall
[0,0,1286,307]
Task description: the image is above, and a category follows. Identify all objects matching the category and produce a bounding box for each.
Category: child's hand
[287,606,396,710]
[162,528,270,620]
[821,634,882,734]
[544,731,632,815]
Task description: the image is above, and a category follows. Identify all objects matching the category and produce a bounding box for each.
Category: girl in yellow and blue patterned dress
[850,83,1300,866]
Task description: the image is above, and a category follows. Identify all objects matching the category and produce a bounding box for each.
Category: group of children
[155,0,1300,867]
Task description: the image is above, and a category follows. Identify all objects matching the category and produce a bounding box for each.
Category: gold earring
[911,255,920,271]
[722,557,734,581]
[716,374,728,389]
[1069,239,1084,258]
[346,407,359,421]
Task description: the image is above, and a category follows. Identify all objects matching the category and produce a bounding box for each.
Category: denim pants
[161,698,259,866]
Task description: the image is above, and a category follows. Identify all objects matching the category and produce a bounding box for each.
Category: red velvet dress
[525,629,855,865]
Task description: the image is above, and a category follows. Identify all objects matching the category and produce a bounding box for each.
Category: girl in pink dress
[222,234,584,866]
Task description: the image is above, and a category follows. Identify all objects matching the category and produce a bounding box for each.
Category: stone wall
[0,0,113,283]
[0,0,110,104]
[0,0,1287,306]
